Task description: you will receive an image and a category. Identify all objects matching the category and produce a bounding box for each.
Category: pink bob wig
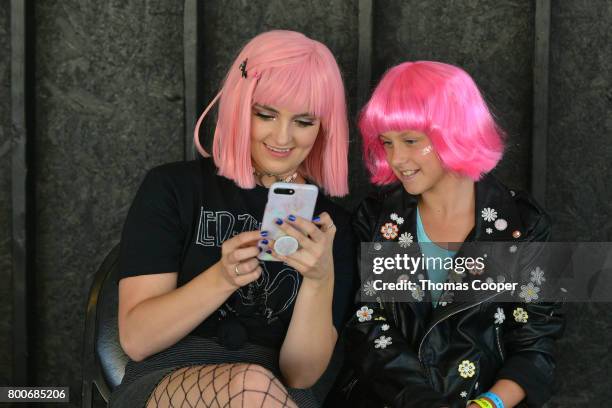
[359,61,505,184]
[194,30,349,197]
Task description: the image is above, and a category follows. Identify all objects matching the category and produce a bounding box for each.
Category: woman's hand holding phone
[266,211,336,282]
[214,230,263,289]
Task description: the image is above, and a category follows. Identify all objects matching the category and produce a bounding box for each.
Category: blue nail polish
[261,239,268,245]
[266,249,272,254]
[288,214,296,222]
[260,230,268,237]
[312,216,321,222]
[275,218,283,225]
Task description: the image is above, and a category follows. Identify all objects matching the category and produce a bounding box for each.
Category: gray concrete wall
[546,1,612,406]
[0,0,13,387]
[33,0,184,402]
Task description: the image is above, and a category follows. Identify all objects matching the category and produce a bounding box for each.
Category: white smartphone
[258,182,319,261]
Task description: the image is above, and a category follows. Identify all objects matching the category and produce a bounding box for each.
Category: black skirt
[109,336,320,408]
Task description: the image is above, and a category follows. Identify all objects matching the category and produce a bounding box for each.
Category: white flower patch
[519,282,540,303]
[481,207,498,222]
[374,335,393,349]
[530,267,546,285]
[513,307,529,323]
[398,232,414,248]
[390,213,398,221]
[509,245,518,253]
[460,391,468,398]
[380,222,399,240]
[486,227,493,234]
[363,281,377,296]
[381,324,390,331]
[356,306,374,322]
[396,216,404,225]
[457,360,476,378]
[411,286,425,301]
[494,307,506,325]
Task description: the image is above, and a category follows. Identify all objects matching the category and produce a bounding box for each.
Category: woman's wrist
[301,268,334,289]
[202,261,238,294]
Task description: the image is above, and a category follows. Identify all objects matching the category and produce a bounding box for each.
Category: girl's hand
[216,230,263,289]
[266,212,336,282]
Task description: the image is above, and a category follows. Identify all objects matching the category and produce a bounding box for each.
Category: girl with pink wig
[337,61,564,408]
[111,31,354,408]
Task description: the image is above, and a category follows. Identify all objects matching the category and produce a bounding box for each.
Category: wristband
[480,392,504,408]
[468,398,494,408]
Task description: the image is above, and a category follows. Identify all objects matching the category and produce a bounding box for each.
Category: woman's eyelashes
[295,118,316,127]
[254,111,275,120]
[253,110,316,127]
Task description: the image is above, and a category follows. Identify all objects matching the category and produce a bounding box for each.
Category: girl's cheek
[421,145,433,156]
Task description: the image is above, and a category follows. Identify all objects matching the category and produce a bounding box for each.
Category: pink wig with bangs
[194,30,349,197]
[359,61,504,184]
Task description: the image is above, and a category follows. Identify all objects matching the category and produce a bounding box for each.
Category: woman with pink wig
[111,31,354,408]
[337,61,564,408]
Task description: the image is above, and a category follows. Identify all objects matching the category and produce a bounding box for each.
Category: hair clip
[239,58,248,78]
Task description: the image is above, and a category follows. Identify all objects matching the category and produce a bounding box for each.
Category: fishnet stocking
[145,363,299,408]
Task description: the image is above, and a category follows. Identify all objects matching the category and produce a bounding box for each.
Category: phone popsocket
[274,235,299,256]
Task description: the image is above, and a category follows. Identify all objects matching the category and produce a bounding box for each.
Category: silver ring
[234,264,242,276]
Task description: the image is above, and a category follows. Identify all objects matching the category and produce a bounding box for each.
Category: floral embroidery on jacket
[519,282,540,303]
[457,360,476,378]
[481,207,498,222]
[530,267,546,285]
[374,335,393,349]
[363,280,377,296]
[356,306,373,322]
[398,232,413,248]
[380,222,399,240]
[494,307,506,325]
[513,307,529,323]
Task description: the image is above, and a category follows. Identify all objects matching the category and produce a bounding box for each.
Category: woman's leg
[145,363,298,408]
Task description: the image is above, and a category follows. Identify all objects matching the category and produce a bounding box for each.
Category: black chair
[81,243,128,407]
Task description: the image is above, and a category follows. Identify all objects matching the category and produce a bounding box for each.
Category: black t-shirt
[118,158,355,349]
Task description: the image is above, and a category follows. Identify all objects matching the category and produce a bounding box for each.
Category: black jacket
[340,175,565,408]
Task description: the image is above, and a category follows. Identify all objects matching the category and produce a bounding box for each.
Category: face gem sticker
[420,145,433,155]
